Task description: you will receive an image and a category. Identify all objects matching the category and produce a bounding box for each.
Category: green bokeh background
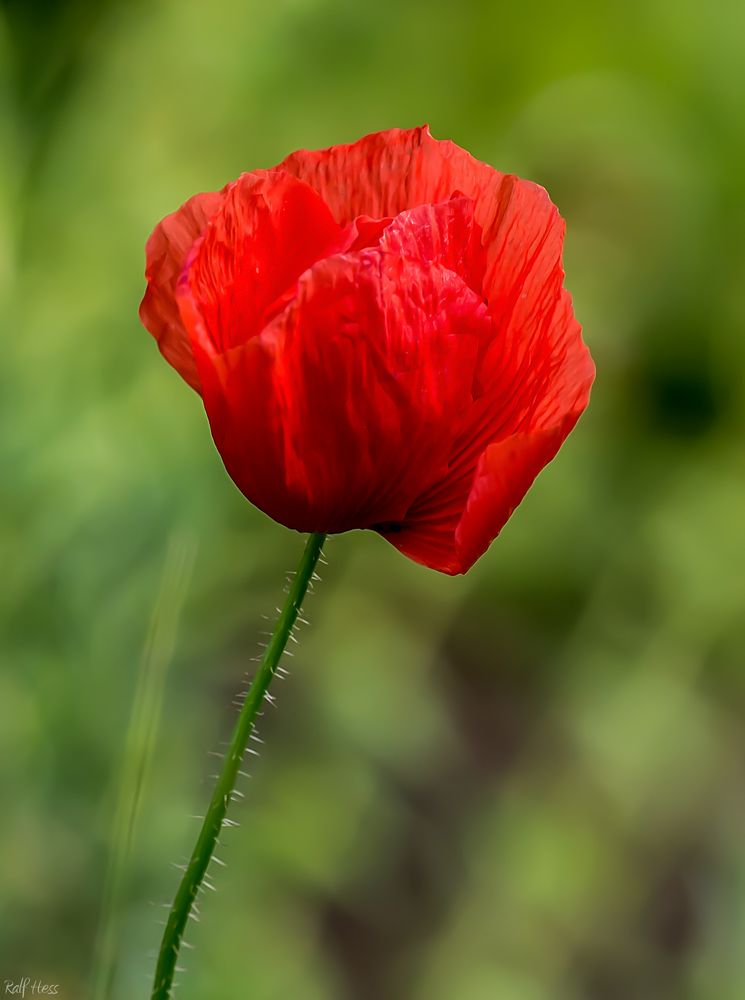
[2,1,745,997]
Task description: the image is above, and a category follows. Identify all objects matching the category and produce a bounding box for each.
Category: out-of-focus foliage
[1,0,744,997]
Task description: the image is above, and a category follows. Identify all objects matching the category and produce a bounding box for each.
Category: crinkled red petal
[277,125,503,224]
[139,189,225,391]
[180,247,493,534]
[375,175,595,574]
[179,171,348,354]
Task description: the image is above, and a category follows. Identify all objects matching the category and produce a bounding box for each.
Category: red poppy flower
[140,126,594,574]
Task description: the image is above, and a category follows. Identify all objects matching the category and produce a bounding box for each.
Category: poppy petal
[277,125,504,224]
[374,250,595,573]
[455,422,582,572]
[378,195,487,296]
[378,322,594,574]
[345,214,394,251]
[139,189,225,391]
[378,415,586,575]
[278,128,564,318]
[376,187,595,575]
[451,189,595,478]
[179,170,347,355]
[181,248,493,534]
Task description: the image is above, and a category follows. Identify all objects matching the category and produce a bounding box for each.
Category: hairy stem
[150,531,327,1000]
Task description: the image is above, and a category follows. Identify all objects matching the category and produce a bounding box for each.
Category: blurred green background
[2,0,745,997]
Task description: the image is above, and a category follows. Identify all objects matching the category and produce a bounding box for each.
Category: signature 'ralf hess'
[140,126,594,573]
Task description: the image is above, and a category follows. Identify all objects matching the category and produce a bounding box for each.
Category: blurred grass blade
[90,530,197,1000]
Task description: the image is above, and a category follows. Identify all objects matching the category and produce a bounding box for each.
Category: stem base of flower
[150,532,327,1000]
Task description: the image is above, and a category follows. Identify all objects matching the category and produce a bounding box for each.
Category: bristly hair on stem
[150,531,327,1000]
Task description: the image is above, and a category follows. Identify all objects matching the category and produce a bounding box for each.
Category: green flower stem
[150,531,327,1000]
